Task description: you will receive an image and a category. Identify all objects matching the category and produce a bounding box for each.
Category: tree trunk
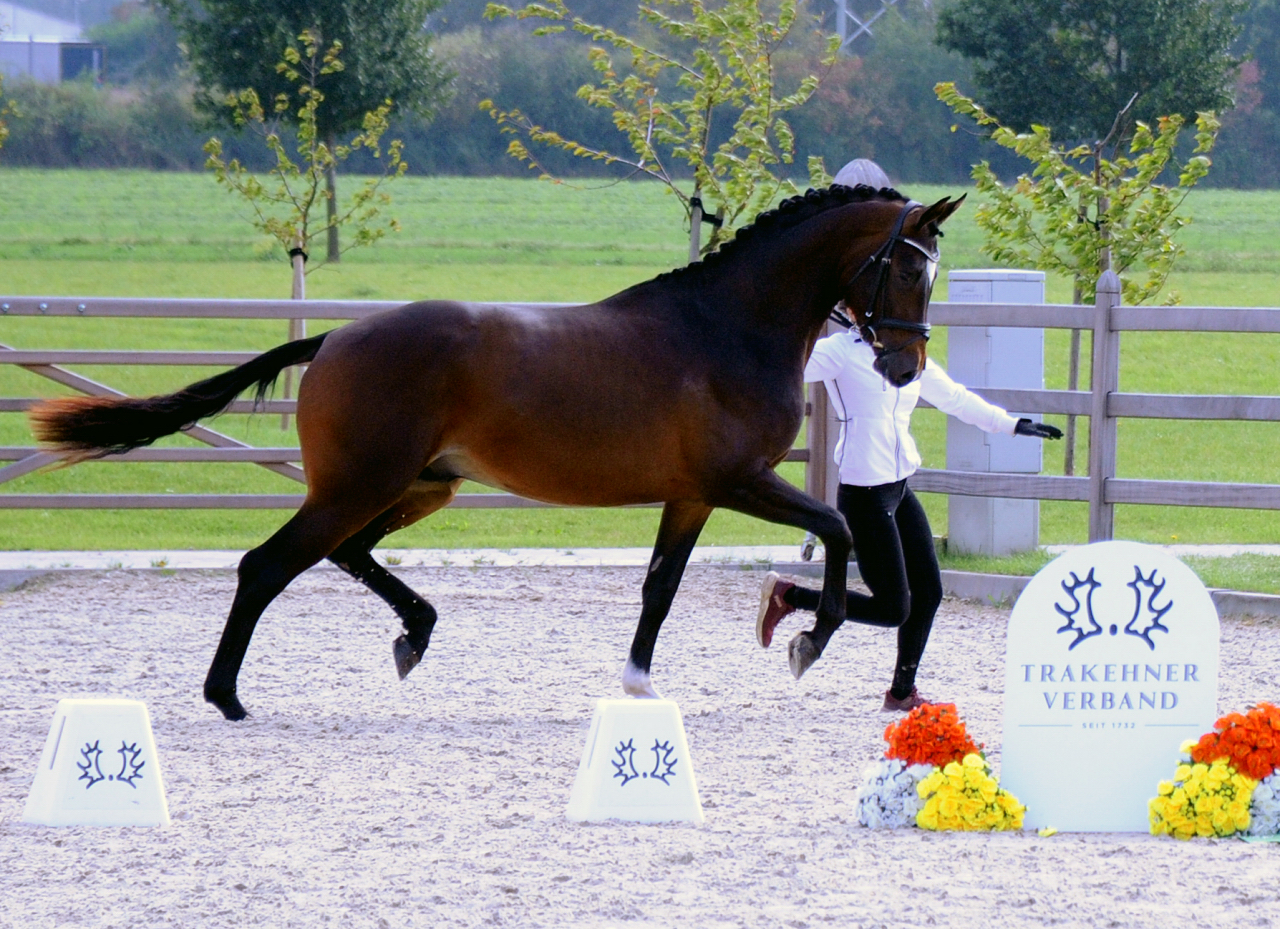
[688,189,702,265]
[282,241,307,430]
[326,131,340,264]
[1066,177,1115,475]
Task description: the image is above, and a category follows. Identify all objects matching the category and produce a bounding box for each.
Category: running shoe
[756,571,795,648]
[881,687,928,712]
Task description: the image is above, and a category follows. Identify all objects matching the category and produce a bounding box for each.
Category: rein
[829,200,938,354]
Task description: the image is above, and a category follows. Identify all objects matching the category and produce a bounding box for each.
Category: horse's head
[841,194,966,387]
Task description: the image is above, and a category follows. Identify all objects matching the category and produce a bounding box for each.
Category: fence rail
[3,273,1280,543]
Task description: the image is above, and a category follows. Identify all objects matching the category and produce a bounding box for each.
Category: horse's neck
[693,222,848,340]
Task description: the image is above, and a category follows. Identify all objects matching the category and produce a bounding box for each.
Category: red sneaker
[756,571,796,648]
[882,687,928,712]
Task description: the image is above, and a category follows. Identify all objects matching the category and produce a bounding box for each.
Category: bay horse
[31,184,963,721]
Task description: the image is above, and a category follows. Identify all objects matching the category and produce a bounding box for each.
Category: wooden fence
[3,269,1280,542]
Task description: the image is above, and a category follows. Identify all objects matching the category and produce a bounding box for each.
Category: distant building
[0,1,102,83]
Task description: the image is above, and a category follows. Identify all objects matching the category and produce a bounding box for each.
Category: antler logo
[1055,568,1103,650]
[1054,565,1174,651]
[115,741,146,787]
[1125,567,1172,650]
[612,739,639,785]
[648,740,678,785]
[77,741,105,789]
[75,739,146,789]
[611,738,679,786]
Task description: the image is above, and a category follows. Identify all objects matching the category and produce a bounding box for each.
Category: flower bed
[916,754,1025,832]
[1149,703,1280,840]
[856,703,1023,832]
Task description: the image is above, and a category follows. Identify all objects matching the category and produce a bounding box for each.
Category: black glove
[1015,418,1063,440]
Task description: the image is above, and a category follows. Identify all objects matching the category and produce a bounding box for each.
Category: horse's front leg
[714,468,852,679]
[623,500,714,698]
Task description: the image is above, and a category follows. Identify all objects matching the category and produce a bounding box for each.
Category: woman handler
[757,161,1062,710]
[757,324,1062,710]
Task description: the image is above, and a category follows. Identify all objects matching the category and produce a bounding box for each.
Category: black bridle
[829,200,939,355]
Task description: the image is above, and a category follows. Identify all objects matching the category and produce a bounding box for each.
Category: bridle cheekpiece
[831,200,939,355]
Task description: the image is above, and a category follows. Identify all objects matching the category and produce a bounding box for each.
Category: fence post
[1088,271,1121,541]
[804,321,841,512]
[805,384,833,506]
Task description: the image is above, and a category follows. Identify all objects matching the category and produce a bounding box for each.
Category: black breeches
[785,480,942,689]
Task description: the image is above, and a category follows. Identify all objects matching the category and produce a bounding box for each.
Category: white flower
[1248,772,1280,837]
[855,759,936,828]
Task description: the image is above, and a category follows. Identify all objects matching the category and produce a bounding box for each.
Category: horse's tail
[29,332,330,461]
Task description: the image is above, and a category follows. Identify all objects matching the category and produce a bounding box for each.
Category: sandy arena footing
[2,566,1278,927]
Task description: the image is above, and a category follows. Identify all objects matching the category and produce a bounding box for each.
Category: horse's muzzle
[873,350,923,388]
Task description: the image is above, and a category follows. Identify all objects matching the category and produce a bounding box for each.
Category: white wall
[0,38,61,82]
[0,2,84,41]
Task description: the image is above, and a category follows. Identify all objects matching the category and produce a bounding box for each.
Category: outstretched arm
[919,361,1060,439]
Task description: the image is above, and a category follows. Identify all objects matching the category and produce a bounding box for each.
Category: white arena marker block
[567,698,703,823]
[23,698,170,827]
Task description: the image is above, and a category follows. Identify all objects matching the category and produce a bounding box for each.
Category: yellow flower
[914,759,1024,832]
[1149,756,1258,839]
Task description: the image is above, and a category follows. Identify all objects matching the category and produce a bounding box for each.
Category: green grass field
[2,169,1279,570]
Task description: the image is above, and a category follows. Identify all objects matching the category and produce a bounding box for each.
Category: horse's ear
[914,194,967,236]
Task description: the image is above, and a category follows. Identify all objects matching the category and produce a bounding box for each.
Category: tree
[1210,0,1280,186]
[158,0,450,261]
[204,31,407,424]
[937,82,1220,473]
[204,32,407,270]
[87,4,185,84]
[0,27,13,154]
[936,0,1245,142]
[0,72,9,153]
[1238,0,1280,104]
[481,0,838,259]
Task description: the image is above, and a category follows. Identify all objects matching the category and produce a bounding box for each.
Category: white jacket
[804,329,1019,487]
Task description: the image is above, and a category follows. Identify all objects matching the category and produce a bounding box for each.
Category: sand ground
[2,566,1278,928]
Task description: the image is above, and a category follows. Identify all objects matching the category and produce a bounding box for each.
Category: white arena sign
[23,698,170,827]
[1001,541,1219,832]
[567,699,703,823]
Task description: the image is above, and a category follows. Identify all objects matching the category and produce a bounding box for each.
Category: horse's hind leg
[623,500,713,698]
[327,479,462,679]
[204,498,391,721]
[713,469,852,680]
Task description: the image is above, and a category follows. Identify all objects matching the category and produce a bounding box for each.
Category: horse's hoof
[204,686,249,721]
[787,632,821,680]
[393,635,423,680]
[621,659,661,699]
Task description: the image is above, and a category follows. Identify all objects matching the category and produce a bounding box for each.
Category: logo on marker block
[23,698,170,827]
[1001,541,1219,832]
[567,699,703,823]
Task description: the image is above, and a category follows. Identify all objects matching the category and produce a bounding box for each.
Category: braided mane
[653,183,906,285]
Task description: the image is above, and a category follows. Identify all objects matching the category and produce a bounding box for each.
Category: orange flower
[1190,702,1280,780]
[884,703,982,768]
